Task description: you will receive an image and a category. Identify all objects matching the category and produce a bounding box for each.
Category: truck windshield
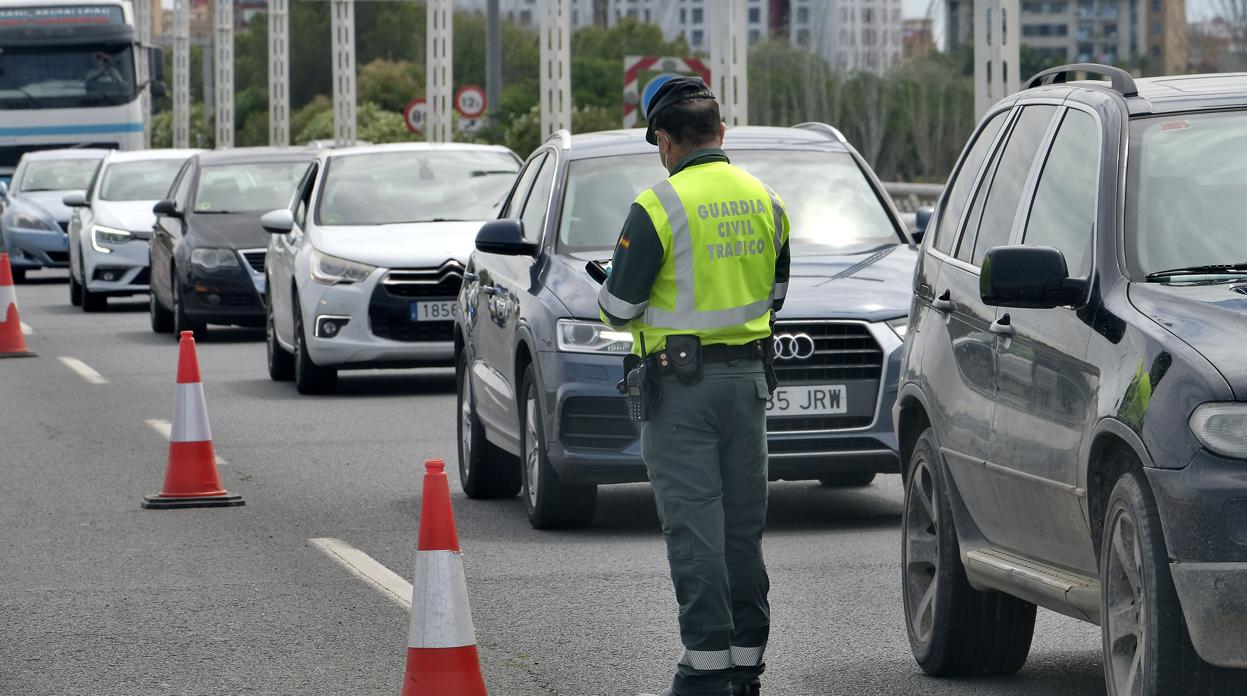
[1127,111,1247,280]
[0,43,136,109]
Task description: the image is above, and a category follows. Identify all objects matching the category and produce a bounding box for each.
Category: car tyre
[902,427,1036,676]
[69,272,83,307]
[519,363,596,529]
[293,294,337,394]
[150,289,173,333]
[172,275,207,341]
[266,302,294,382]
[457,351,521,499]
[11,268,26,283]
[819,471,877,487]
[1099,471,1247,695]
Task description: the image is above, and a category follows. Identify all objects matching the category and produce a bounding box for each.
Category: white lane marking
[20,322,32,335]
[310,537,412,610]
[57,356,108,384]
[145,418,226,465]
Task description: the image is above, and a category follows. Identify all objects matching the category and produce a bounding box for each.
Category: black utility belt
[619,336,775,424]
[650,339,765,376]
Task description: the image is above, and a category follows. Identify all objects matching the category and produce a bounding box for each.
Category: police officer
[598,75,790,696]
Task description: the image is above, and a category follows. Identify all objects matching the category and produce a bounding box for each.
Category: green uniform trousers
[640,358,771,696]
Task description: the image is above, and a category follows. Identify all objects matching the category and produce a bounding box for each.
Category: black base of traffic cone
[141,493,245,509]
[0,351,36,358]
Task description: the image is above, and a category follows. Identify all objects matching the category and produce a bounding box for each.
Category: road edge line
[309,537,412,610]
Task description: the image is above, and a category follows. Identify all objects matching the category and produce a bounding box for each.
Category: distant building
[903,16,935,59]
[944,0,1187,75]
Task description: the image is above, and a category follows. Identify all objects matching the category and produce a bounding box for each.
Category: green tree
[358,59,425,113]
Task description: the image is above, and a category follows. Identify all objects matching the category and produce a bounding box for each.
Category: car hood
[311,221,482,269]
[186,212,268,250]
[1130,281,1247,399]
[552,244,918,322]
[95,200,160,234]
[16,190,78,223]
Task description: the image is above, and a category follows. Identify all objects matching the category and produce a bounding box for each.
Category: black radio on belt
[618,334,654,423]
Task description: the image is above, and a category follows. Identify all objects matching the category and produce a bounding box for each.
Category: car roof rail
[1024,63,1138,98]
[792,121,848,145]
[547,129,572,150]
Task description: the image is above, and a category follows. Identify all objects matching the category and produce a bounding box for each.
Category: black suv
[894,65,1247,694]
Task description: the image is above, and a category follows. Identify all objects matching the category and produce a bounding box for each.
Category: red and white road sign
[453,85,486,119]
[404,99,428,134]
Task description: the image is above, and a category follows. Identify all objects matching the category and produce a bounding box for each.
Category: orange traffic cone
[142,331,244,509]
[0,253,35,358]
[401,460,488,696]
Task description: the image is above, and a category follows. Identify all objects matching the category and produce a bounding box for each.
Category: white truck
[0,0,164,183]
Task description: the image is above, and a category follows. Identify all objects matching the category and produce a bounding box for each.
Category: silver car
[0,149,107,282]
[65,149,201,311]
[261,142,520,394]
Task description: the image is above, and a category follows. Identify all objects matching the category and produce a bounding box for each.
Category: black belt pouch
[665,334,703,385]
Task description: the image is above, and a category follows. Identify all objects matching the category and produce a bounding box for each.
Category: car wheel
[293,295,336,395]
[69,272,82,307]
[1100,471,1246,695]
[172,276,207,341]
[519,363,596,529]
[457,351,521,499]
[819,471,877,487]
[81,273,107,312]
[902,427,1036,676]
[266,303,294,382]
[150,289,173,334]
[11,268,25,283]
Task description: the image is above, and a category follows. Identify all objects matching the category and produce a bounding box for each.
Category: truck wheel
[902,427,1035,676]
[293,295,336,395]
[1100,472,1247,695]
[519,364,596,529]
[457,351,520,499]
[819,472,877,487]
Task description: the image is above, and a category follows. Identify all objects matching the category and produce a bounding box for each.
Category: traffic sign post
[454,85,486,120]
[404,99,428,134]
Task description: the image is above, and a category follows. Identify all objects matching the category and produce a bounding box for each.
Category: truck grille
[560,397,635,450]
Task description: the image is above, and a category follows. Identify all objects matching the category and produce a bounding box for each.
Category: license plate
[410,300,455,322]
[766,385,847,416]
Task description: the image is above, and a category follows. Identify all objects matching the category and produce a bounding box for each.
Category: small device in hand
[586,260,610,285]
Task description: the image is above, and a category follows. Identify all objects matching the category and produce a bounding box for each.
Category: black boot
[732,684,760,696]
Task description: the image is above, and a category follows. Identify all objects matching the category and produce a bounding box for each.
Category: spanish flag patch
[618,233,630,249]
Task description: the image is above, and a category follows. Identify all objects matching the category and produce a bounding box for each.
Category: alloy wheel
[524,388,540,511]
[1105,508,1146,696]
[904,450,940,646]
[459,366,473,482]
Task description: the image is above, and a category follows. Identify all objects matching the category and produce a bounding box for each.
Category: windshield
[17,158,99,192]
[315,150,519,226]
[1128,112,1247,280]
[557,150,900,254]
[193,161,310,214]
[99,159,185,201]
[0,43,136,109]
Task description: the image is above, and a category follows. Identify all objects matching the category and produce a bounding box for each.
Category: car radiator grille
[767,321,883,433]
[241,250,266,273]
[379,261,464,298]
[560,397,635,450]
[367,261,463,343]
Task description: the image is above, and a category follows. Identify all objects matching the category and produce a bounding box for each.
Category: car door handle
[481,285,500,296]
[931,290,955,313]
[463,271,479,282]
[989,314,1016,337]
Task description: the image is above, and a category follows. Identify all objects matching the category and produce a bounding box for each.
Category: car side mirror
[261,208,294,234]
[980,245,1087,309]
[153,199,181,218]
[913,206,934,244]
[475,219,537,256]
[62,191,87,207]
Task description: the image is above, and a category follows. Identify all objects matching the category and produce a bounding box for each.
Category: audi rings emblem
[772,333,816,360]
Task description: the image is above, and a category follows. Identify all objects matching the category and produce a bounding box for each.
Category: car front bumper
[536,325,903,486]
[1147,451,1247,668]
[181,264,266,327]
[84,238,149,294]
[299,274,456,369]
[6,226,68,269]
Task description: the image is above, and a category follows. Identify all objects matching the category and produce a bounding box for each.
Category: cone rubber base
[0,350,36,358]
[142,493,245,509]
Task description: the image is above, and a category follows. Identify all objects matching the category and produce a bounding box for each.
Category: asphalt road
[2,269,1109,696]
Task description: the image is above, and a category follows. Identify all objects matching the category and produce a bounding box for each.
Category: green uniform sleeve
[598,203,664,328]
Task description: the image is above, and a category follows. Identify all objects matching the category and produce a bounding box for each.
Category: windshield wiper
[1146,263,1247,280]
[470,170,517,177]
[413,217,467,222]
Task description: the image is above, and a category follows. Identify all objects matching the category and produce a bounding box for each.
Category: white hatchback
[261,142,521,394]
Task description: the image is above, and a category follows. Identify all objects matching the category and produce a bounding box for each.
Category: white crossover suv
[64,149,201,311]
[261,142,521,394]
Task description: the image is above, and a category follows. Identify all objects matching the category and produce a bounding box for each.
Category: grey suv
[894,64,1247,694]
[456,126,915,529]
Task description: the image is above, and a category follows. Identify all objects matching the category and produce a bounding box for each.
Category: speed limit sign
[403,99,427,134]
[454,85,486,119]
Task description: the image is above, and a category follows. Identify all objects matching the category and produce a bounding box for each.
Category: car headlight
[556,319,633,354]
[9,211,57,232]
[190,247,241,271]
[309,249,375,285]
[1190,403,1247,459]
[91,225,132,253]
[886,316,909,340]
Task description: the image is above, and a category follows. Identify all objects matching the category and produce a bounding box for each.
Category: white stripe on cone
[408,550,477,649]
[0,285,15,313]
[171,382,213,443]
